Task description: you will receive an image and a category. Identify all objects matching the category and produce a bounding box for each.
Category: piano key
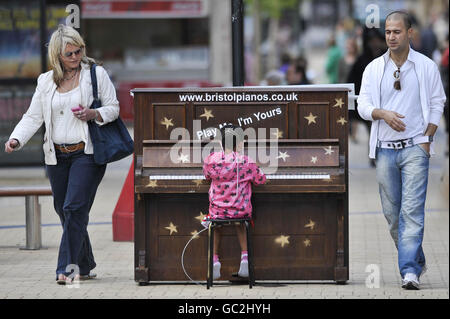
[148,174,330,180]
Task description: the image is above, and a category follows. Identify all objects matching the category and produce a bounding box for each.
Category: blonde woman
[4,25,120,285]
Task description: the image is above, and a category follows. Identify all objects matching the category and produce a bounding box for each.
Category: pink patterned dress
[203,151,266,221]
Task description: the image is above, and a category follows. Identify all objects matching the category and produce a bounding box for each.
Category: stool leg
[207,223,214,289]
[245,221,254,288]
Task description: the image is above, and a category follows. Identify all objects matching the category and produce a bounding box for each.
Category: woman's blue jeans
[46,148,106,278]
[375,145,429,278]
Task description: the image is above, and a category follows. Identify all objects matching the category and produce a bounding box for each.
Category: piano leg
[135,195,150,284]
[335,200,348,284]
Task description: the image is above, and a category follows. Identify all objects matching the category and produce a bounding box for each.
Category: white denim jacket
[9,63,120,165]
[357,47,446,158]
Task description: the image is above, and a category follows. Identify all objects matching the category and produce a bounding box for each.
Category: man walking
[357,11,446,290]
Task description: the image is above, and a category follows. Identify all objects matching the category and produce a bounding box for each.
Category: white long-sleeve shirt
[357,47,446,158]
[51,86,86,144]
[378,58,423,141]
[9,63,120,165]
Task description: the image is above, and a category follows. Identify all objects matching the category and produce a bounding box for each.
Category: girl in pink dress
[202,124,266,279]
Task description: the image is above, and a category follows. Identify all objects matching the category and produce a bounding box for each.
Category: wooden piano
[132,86,349,284]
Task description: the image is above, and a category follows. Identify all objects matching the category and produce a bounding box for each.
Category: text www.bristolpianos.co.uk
[179,92,299,103]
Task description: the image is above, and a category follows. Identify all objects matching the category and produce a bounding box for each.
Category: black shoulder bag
[87,64,134,165]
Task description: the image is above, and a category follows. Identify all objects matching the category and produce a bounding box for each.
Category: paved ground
[0,120,448,301]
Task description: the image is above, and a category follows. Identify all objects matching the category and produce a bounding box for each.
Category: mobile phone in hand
[71,105,83,112]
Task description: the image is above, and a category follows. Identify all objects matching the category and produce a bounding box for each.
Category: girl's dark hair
[220,124,243,151]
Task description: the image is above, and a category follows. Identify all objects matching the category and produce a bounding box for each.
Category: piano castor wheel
[138,281,150,286]
[335,280,347,285]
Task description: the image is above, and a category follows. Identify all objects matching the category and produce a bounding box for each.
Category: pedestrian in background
[357,11,446,290]
[4,25,120,285]
[261,69,285,86]
[440,35,449,155]
[338,37,359,143]
[347,27,387,166]
[325,35,342,84]
[286,56,310,85]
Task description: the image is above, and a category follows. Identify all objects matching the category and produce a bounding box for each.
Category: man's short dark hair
[386,11,412,30]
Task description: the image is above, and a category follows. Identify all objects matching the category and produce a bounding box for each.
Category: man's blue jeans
[375,145,429,278]
[46,148,106,278]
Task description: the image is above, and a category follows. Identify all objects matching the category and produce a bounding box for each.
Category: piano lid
[131,84,352,94]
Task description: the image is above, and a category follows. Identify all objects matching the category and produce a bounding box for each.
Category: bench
[0,186,52,250]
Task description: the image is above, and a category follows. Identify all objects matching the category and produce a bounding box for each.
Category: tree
[245,0,299,82]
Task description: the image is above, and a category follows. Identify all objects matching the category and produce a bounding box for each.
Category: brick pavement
[0,122,448,300]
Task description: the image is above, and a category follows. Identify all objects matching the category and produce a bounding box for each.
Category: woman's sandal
[56,274,80,285]
[79,272,97,280]
[56,274,70,285]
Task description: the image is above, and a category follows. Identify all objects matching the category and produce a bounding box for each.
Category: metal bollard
[20,195,42,250]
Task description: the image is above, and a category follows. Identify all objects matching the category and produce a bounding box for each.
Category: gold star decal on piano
[324,146,335,155]
[303,238,311,247]
[177,153,190,163]
[147,179,158,188]
[271,129,284,139]
[160,117,174,130]
[337,117,347,126]
[164,222,178,235]
[311,156,318,164]
[195,211,207,223]
[190,230,200,239]
[275,235,290,248]
[200,108,214,121]
[304,112,318,125]
[193,179,203,187]
[333,98,344,109]
[276,151,290,162]
[304,219,315,230]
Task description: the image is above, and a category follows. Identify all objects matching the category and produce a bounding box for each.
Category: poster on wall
[0,0,69,79]
[0,0,73,166]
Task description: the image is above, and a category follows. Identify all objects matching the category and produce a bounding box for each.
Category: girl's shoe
[237,259,249,278]
[213,261,221,280]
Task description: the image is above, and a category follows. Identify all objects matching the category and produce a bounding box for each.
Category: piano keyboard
[149,173,330,180]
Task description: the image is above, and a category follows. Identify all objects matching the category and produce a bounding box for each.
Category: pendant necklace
[58,70,79,115]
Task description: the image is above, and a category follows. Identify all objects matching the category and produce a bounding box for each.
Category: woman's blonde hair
[48,24,99,86]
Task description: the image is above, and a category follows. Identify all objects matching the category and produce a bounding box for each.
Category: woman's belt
[54,142,85,153]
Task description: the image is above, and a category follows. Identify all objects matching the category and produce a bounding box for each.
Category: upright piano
[132,86,349,284]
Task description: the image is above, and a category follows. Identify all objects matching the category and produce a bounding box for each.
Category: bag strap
[90,63,99,107]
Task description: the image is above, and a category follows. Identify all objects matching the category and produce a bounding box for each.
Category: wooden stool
[206,218,254,289]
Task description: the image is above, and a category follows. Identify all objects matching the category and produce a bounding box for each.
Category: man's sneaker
[213,261,221,280]
[402,273,420,290]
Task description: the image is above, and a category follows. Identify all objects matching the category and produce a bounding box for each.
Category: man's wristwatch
[425,135,434,143]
